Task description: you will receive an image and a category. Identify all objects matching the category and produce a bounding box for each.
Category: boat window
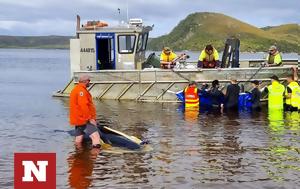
[118,35,136,54]
[136,34,143,52]
[136,33,149,52]
[142,33,148,51]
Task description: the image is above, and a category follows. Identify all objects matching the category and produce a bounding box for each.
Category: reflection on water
[263,110,300,183]
[0,49,299,189]
[68,145,100,189]
[63,101,300,188]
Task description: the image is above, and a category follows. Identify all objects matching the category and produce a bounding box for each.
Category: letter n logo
[14,153,56,189]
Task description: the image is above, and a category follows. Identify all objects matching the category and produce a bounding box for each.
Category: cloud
[0,0,299,36]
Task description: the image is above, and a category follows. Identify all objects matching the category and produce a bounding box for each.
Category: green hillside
[148,12,300,53]
[262,24,300,44]
[0,35,72,49]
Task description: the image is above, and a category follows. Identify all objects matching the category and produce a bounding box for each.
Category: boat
[53,15,299,102]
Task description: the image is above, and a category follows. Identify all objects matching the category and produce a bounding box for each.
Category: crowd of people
[183,67,299,113]
[67,45,294,149]
[160,44,283,69]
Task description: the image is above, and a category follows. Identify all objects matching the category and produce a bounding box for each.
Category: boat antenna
[126,0,129,22]
[117,8,121,24]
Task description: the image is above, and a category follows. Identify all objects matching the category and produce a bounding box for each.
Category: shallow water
[0,49,299,189]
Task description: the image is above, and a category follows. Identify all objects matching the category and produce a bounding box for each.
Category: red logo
[14,153,56,189]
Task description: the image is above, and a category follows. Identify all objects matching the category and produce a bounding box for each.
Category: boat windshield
[118,35,136,54]
[136,33,149,53]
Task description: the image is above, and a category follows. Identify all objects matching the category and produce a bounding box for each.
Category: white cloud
[0,0,299,36]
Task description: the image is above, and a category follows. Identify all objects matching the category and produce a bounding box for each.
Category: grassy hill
[0,35,71,49]
[262,24,300,44]
[148,12,300,53]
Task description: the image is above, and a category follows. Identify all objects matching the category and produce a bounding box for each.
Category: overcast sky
[0,0,299,37]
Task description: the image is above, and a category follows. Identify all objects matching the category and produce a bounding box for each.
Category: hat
[270,75,279,81]
[163,47,171,52]
[269,45,277,51]
[250,80,259,85]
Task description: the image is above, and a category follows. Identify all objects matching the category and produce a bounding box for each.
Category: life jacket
[184,86,199,108]
[160,51,177,69]
[198,49,219,68]
[69,83,96,126]
[267,81,285,109]
[267,52,282,65]
[285,81,300,109]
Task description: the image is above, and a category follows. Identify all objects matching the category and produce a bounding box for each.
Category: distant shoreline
[0,48,298,56]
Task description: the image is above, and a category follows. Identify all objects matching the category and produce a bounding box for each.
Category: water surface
[0,49,299,189]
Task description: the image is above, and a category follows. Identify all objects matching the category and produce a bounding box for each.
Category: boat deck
[53,66,298,102]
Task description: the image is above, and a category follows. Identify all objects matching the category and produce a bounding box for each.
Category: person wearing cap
[223,78,240,110]
[284,68,300,111]
[249,80,262,111]
[160,47,177,69]
[266,45,282,67]
[198,45,220,68]
[69,75,101,148]
[184,81,200,109]
[264,75,285,110]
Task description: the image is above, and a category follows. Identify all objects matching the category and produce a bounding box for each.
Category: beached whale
[68,125,148,150]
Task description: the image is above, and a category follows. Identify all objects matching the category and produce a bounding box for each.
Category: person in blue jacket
[199,83,212,109]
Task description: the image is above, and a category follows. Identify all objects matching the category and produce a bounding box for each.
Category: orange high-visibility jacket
[184,86,199,108]
[69,83,96,126]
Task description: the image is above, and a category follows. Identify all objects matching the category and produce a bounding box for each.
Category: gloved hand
[197,61,203,68]
[260,62,267,67]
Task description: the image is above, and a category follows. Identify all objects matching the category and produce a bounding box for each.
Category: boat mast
[126,0,129,22]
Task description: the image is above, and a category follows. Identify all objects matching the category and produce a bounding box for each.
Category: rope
[171,69,191,82]
[237,65,264,84]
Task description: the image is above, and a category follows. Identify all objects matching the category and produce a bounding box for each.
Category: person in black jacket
[223,78,240,110]
[249,80,262,111]
[209,80,224,108]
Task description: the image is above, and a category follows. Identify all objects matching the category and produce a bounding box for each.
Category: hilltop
[0,35,71,49]
[148,12,300,53]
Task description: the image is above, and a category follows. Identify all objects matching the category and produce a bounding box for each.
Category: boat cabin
[70,16,152,75]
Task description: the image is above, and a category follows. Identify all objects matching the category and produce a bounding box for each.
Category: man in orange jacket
[69,75,101,148]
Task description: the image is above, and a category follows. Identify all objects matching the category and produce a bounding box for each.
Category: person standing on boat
[265,45,282,67]
[197,45,220,68]
[284,67,300,111]
[69,74,101,148]
[222,78,240,111]
[184,81,200,109]
[160,47,177,69]
[264,75,285,110]
[249,80,262,111]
